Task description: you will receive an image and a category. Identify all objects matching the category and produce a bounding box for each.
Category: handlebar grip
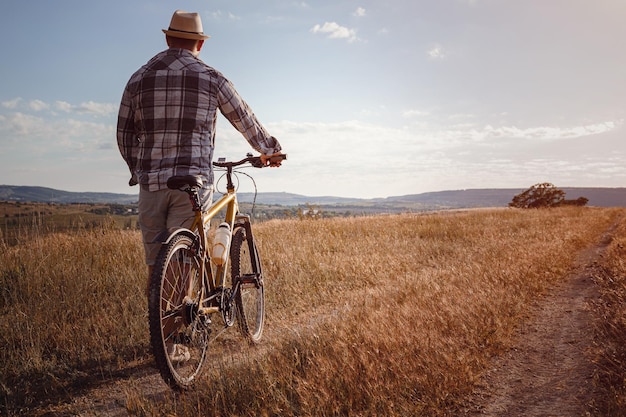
[255,153,287,168]
[270,154,287,163]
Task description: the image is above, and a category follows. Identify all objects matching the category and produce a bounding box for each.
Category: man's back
[118,46,280,192]
[119,48,222,190]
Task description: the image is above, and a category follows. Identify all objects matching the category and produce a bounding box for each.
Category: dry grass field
[1,206,626,416]
[0,200,139,245]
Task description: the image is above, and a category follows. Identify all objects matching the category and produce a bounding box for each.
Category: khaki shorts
[138,185,213,266]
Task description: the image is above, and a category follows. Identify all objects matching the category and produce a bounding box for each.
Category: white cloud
[353,7,366,17]
[53,100,116,116]
[311,22,359,43]
[75,101,117,116]
[476,121,619,141]
[210,10,240,20]
[2,98,22,109]
[29,99,49,112]
[448,113,476,121]
[0,111,113,145]
[1,112,46,137]
[1,98,116,117]
[428,44,446,60]
[55,101,73,112]
[0,99,117,160]
[403,109,430,118]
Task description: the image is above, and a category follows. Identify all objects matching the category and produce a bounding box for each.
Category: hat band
[167,26,204,35]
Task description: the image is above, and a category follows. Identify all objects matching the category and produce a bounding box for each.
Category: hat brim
[162,29,210,40]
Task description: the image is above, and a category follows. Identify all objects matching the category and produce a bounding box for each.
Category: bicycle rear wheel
[148,233,209,390]
[230,225,265,343]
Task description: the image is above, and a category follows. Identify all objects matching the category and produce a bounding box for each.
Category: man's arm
[116,88,139,185]
[217,78,282,155]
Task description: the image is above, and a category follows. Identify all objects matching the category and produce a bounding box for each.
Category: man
[118,10,282,362]
[117,10,283,283]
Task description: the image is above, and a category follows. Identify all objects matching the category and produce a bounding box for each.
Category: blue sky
[1,0,624,199]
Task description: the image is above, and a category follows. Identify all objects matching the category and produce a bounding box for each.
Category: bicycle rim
[148,233,209,390]
[230,226,265,343]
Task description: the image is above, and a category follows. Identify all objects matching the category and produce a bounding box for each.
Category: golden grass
[590,213,626,415]
[188,207,620,417]
[1,207,625,416]
[0,225,147,411]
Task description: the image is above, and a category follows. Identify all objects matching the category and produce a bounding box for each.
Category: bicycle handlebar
[212,153,287,169]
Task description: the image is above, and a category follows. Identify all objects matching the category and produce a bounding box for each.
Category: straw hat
[162,10,210,40]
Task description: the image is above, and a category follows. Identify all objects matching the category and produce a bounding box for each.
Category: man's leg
[139,185,212,362]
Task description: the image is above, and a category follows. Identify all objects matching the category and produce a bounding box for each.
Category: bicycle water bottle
[212,222,231,266]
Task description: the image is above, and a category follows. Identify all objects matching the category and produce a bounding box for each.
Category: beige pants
[138,185,213,266]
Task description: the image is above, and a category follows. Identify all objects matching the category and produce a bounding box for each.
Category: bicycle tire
[148,233,209,390]
[230,225,265,343]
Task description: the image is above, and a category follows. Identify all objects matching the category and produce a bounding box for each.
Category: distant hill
[378,189,519,208]
[0,185,362,206]
[378,188,626,209]
[0,185,139,204]
[0,185,624,209]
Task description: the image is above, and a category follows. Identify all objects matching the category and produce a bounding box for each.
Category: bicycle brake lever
[251,158,265,168]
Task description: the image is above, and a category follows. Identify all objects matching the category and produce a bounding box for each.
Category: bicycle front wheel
[230,225,265,343]
[148,233,209,390]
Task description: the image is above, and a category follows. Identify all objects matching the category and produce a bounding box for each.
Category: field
[1,206,626,415]
[0,201,139,244]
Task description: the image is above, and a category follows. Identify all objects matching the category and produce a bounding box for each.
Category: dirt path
[461,228,614,416]
[41,226,615,416]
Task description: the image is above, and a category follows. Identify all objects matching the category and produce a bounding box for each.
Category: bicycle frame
[185,185,239,316]
[168,165,257,318]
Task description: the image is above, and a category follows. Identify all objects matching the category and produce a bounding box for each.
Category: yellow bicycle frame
[185,185,241,314]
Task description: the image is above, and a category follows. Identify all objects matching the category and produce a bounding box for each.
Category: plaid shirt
[117,48,281,191]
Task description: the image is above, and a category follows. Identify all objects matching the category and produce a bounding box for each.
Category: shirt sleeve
[217,77,282,155]
[116,86,139,179]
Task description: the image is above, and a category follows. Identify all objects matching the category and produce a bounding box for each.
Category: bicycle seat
[167,175,203,190]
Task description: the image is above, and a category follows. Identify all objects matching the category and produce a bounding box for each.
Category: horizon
[1,1,624,199]
[1,182,625,202]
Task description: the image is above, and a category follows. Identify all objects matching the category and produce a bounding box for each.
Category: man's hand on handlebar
[260,153,286,167]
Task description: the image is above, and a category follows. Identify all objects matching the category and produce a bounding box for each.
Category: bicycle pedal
[199,306,220,315]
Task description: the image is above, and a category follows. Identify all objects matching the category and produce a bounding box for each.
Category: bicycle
[147,153,287,390]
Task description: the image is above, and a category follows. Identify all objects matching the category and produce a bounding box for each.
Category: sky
[0,0,624,199]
